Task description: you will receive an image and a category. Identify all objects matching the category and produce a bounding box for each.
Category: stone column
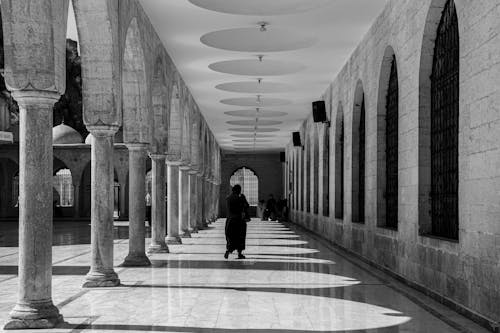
[148,154,169,253]
[4,92,63,329]
[202,178,209,227]
[166,161,182,244]
[179,166,191,238]
[197,174,205,230]
[188,170,198,233]
[122,144,151,267]
[83,126,121,288]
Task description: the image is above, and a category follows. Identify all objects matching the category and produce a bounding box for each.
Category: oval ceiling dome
[231,134,276,138]
[225,110,288,118]
[226,120,283,126]
[216,81,291,94]
[201,27,316,53]
[209,59,305,76]
[221,97,290,107]
[229,128,281,133]
[189,0,334,16]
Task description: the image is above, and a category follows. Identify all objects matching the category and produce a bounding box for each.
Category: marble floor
[0,219,489,332]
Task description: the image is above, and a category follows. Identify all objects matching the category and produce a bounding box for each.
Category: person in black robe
[225,184,247,259]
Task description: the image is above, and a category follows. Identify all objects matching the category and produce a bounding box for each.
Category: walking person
[224,184,247,259]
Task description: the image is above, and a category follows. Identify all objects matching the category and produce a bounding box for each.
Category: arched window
[230,167,258,206]
[335,105,344,219]
[313,127,319,214]
[386,55,399,229]
[358,97,366,223]
[53,169,73,207]
[323,126,330,217]
[431,0,459,239]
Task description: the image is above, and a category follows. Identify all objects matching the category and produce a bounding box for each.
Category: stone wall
[287,0,500,327]
[219,153,283,217]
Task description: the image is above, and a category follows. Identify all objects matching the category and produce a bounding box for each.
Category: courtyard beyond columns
[0,219,488,333]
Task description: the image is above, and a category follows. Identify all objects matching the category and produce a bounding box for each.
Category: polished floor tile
[0,219,489,332]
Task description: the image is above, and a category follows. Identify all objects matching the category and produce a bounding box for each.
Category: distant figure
[225,184,247,259]
[257,199,265,220]
[264,194,277,221]
[145,192,152,225]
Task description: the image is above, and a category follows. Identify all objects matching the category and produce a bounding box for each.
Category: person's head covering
[232,184,242,194]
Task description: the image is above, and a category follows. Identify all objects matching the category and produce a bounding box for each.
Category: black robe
[225,193,247,252]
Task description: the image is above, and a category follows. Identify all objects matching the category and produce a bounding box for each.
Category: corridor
[0,219,487,332]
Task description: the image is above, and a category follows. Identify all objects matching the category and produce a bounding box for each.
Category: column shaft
[179,167,191,238]
[122,144,151,266]
[197,175,204,230]
[148,155,168,253]
[188,172,198,233]
[83,127,120,288]
[166,162,182,244]
[5,92,63,329]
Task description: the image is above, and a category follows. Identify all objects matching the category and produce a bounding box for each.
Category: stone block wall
[288,0,500,326]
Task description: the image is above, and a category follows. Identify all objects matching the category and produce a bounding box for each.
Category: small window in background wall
[230,167,258,206]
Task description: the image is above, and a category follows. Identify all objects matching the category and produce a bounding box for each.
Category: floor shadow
[59,322,403,333]
[0,265,90,275]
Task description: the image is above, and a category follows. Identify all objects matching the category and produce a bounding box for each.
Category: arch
[151,56,169,154]
[122,17,150,144]
[230,167,259,206]
[168,82,182,159]
[305,127,311,213]
[322,123,330,217]
[418,0,460,239]
[71,0,121,126]
[312,124,320,214]
[352,80,366,223]
[376,46,399,229]
[181,100,191,163]
[334,103,345,219]
[190,112,200,170]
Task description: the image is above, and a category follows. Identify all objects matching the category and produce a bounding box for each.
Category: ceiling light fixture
[258,22,268,32]
[257,55,264,62]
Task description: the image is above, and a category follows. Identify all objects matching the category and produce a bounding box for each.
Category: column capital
[126,142,149,151]
[188,169,198,175]
[87,124,120,137]
[166,160,183,166]
[179,165,191,171]
[149,153,167,161]
[11,90,61,104]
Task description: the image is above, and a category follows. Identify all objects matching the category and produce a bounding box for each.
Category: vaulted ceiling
[139,0,387,152]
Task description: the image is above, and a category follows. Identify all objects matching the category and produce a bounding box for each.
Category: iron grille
[323,130,330,216]
[340,120,344,218]
[306,145,311,212]
[358,97,366,223]
[386,55,399,229]
[431,0,459,240]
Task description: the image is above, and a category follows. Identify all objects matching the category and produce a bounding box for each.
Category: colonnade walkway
[0,219,488,332]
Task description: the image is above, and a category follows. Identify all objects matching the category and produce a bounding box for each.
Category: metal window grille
[323,129,330,217]
[431,0,459,240]
[358,97,366,223]
[305,144,311,213]
[230,167,258,206]
[335,118,344,219]
[386,55,399,229]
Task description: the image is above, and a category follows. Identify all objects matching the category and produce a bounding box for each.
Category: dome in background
[84,133,93,145]
[52,123,82,145]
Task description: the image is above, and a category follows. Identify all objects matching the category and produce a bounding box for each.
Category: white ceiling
[138,0,388,152]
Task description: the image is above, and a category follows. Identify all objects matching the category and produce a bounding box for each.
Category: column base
[166,236,182,244]
[4,301,63,330]
[120,253,152,267]
[190,227,199,234]
[147,243,169,254]
[181,231,191,238]
[83,271,121,288]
